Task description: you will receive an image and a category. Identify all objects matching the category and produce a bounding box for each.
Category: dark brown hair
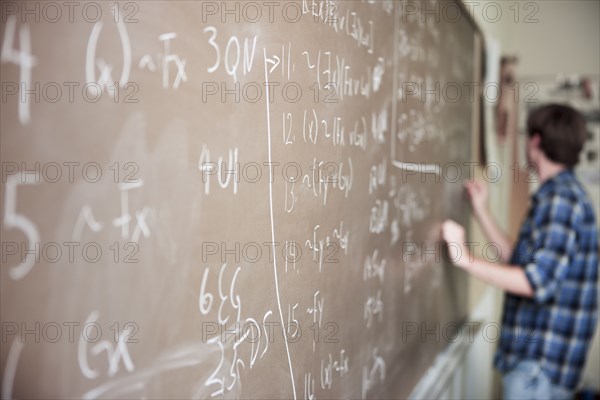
[526,104,587,167]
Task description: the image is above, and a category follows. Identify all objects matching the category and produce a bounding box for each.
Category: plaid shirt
[494,169,599,391]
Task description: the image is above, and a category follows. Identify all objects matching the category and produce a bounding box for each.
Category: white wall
[502,1,600,77]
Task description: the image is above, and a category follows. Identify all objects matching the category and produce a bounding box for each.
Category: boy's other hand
[464,180,488,215]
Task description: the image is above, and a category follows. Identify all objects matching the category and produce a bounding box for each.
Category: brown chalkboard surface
[1,1,482,398]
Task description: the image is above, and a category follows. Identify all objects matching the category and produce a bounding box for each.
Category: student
[442,104,599,400]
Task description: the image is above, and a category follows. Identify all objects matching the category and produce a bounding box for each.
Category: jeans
[502,360,573,400]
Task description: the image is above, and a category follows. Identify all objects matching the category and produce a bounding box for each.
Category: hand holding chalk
[441,220,470,268]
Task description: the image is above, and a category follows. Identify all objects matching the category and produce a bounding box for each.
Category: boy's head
[526,104,587,169]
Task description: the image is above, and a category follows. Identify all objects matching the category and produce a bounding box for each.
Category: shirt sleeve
[523,194,580,304]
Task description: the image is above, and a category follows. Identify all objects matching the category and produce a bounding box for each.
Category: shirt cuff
[524,263,549,303]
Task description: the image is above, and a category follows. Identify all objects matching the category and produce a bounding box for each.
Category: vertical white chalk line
[2,338,24,399]
[263,47,297,400]
[391,3,399,161]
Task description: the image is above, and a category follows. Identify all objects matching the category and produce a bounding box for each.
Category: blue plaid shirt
[494,169,599,391]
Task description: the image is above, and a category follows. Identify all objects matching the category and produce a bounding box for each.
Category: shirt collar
[532,169,574,202]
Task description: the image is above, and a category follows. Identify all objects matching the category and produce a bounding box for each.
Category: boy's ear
[530,133,542,148]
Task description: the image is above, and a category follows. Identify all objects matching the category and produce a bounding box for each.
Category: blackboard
[0,1,483,398]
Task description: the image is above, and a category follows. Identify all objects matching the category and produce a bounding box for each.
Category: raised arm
[464,180,513,263]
